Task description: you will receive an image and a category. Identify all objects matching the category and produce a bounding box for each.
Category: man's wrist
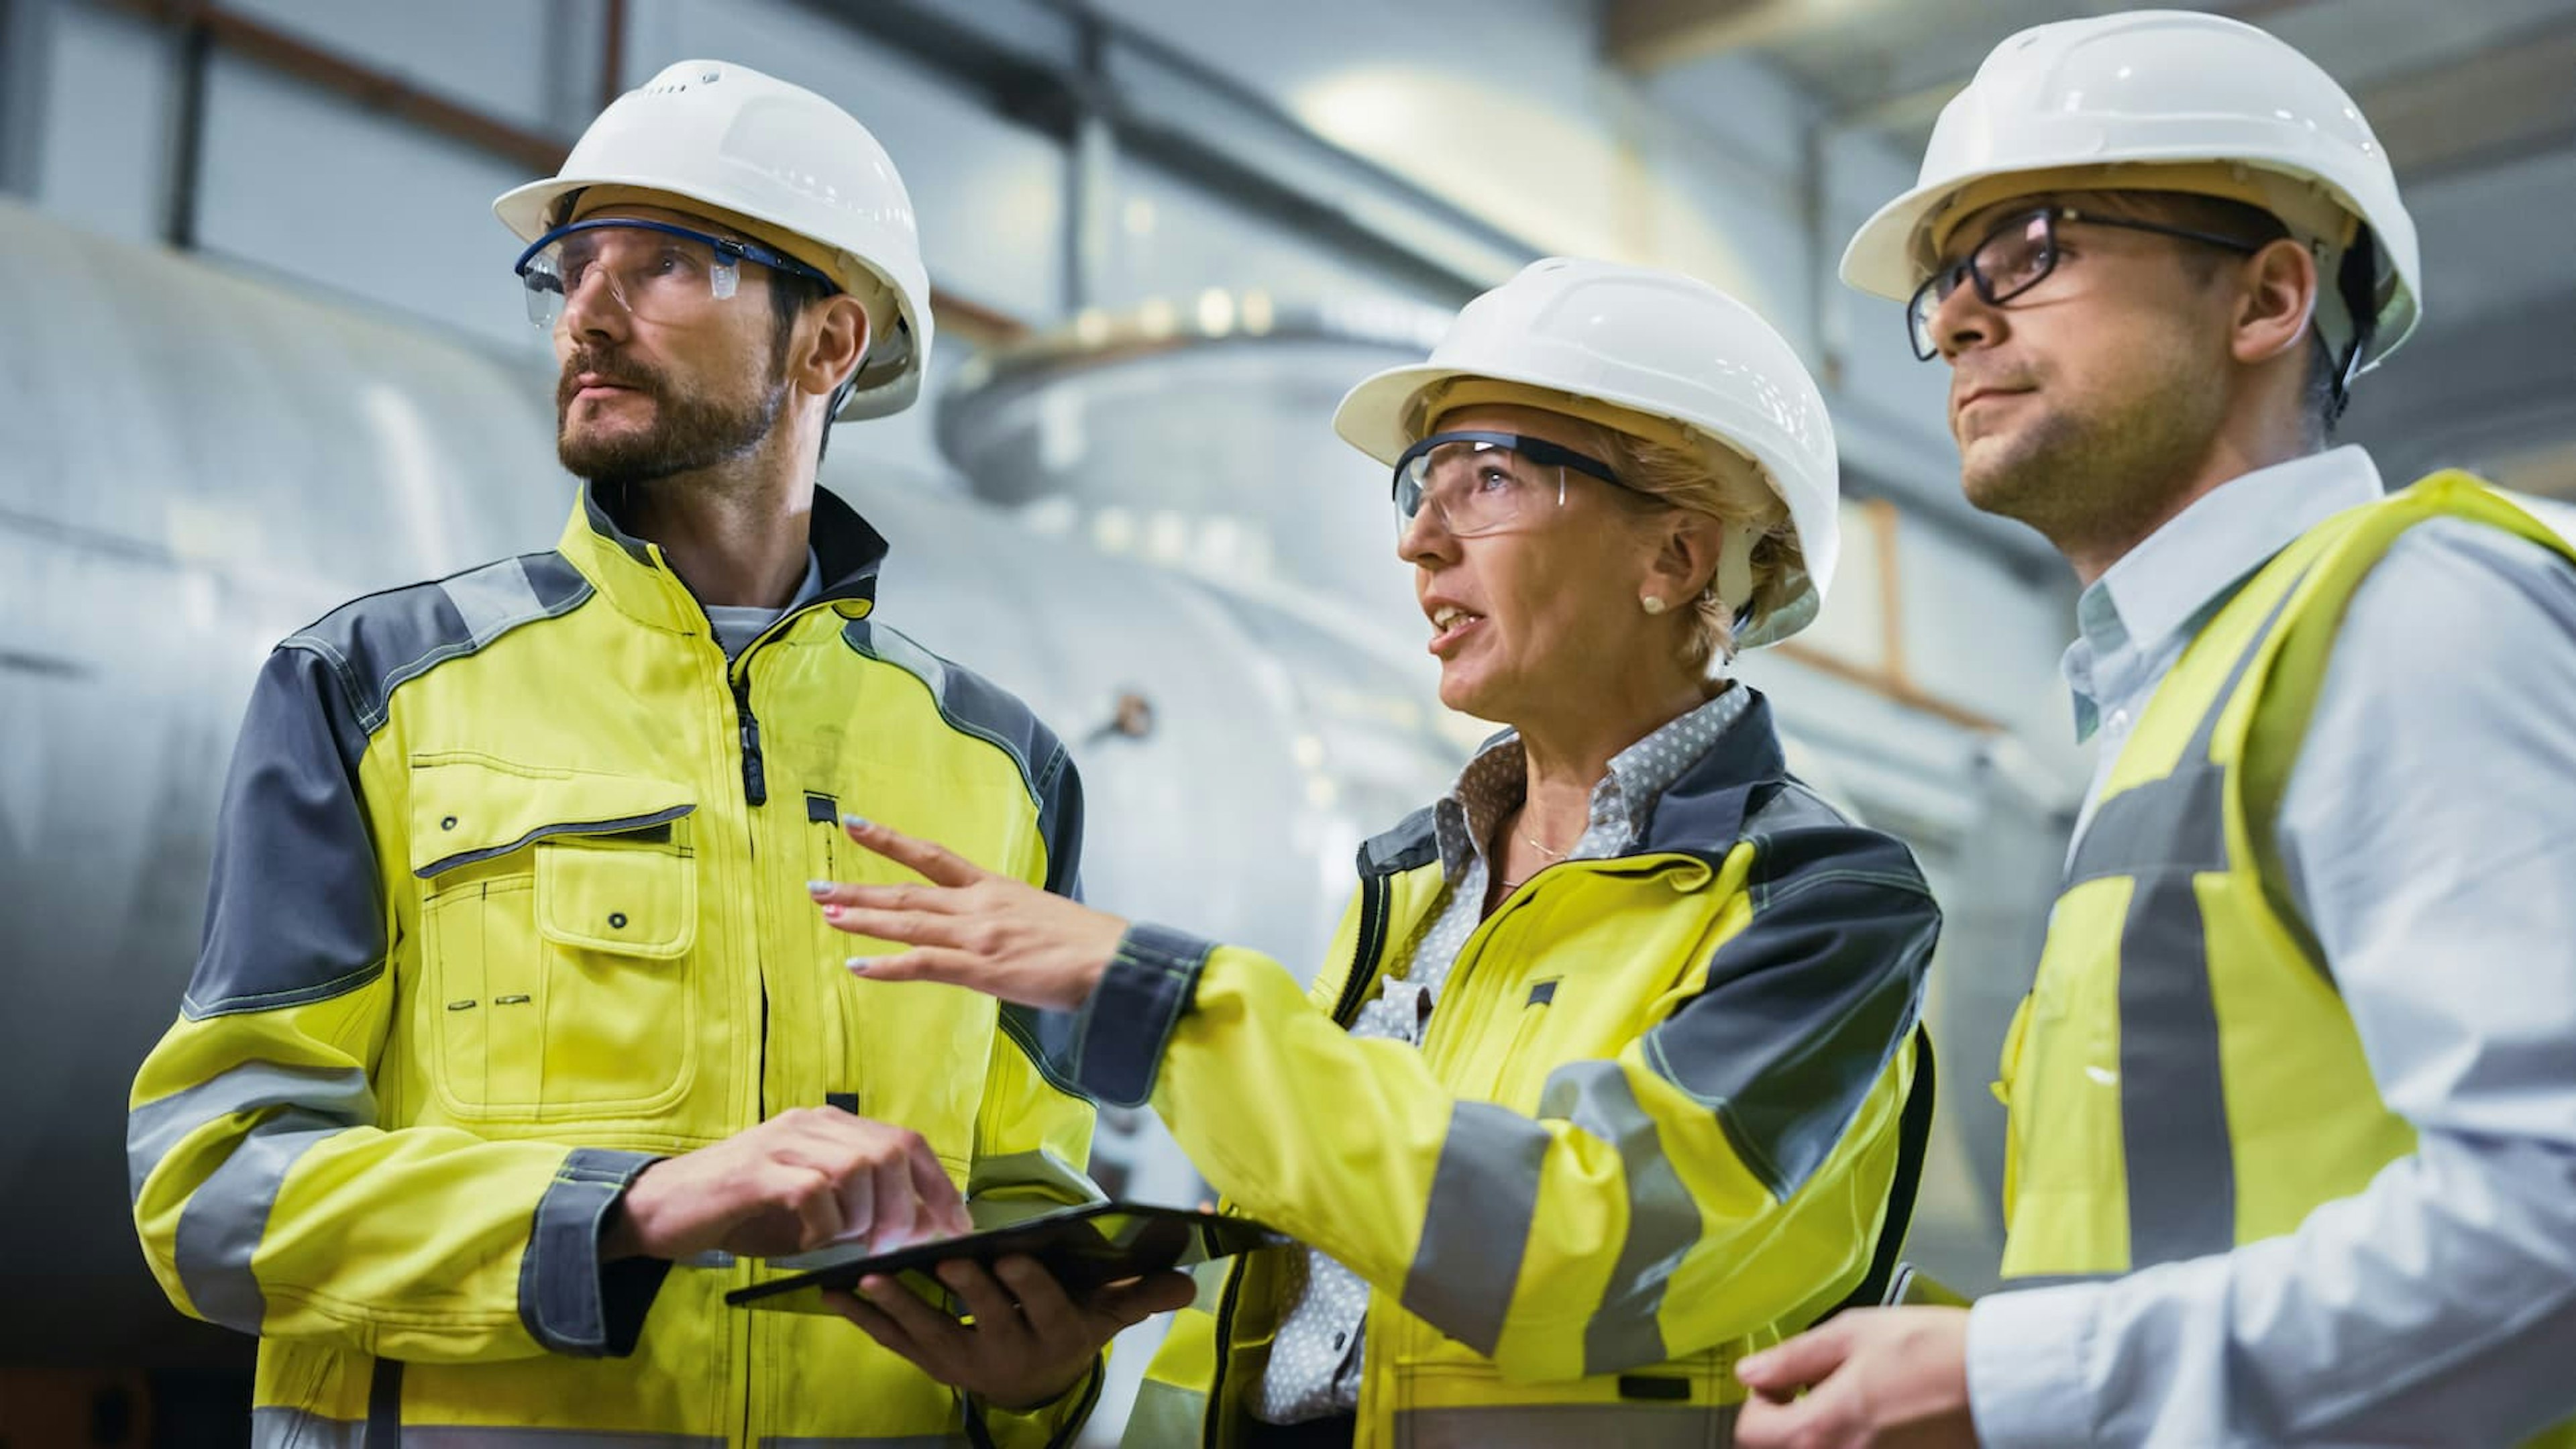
[599,1161,665,1262]
[979,1353,1099,1415]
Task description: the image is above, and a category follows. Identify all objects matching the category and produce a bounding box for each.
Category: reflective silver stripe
[2063,763,2227,884]
[1538,1061,1697,1375]
[965,1146,1108,1208]
[1391,1402,1737,1449]
[441,555,546,649]
[128,1061,374,1202]
[1403,1101,1547,1356]
[2061,582,2306,1272]
[406,1430,724,1447]
[1120,1380,1212,1449]
[252,1408,365,1449]
[2116,863,2236,1267]
[1187,1257,1230,1314]
[172,1112,352,1332]
[757,1439,965,1447]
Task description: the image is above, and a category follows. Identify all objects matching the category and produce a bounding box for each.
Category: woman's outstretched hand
[810,816,1130,1011]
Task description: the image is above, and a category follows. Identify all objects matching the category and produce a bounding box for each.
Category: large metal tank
[0,198,1464,1391]
[936,292,1455,656]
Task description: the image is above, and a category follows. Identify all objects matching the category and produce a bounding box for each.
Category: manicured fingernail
[842,813,872,832]
[807,880,832,896]
[821,904,843,920]
[845,957,871,973]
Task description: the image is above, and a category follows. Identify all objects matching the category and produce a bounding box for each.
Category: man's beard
[556,348,788,488]
[1960,356,2224,560]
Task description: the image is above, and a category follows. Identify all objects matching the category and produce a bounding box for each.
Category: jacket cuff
[1071,923,1215,1108]
[519,1147,673,1358]
[966,1353,1105,1449]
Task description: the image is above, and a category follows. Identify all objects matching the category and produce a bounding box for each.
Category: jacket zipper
[731,675,767,808]
[1202,863,1389,1440]
[1330,869,1395,1027]
[1202,1258,1248,1449]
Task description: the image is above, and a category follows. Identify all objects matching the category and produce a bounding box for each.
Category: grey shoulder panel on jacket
[281,551,594,741]
[1360,806,1441,877]
[179,554,591,1020]
[1640,780,1939,1199]
[839,618,1072,809]
[840,618,1083,899]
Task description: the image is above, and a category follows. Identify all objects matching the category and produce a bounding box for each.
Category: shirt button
[1332,1330,1348,1350]
[2108,708,2132,735]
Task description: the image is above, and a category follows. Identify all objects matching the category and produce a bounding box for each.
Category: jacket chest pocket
[411,757,700,1121]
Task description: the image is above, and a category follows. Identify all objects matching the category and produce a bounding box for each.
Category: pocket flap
[537,841,696,959]
[411,756,696,878]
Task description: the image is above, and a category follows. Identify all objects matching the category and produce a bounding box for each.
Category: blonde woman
[812,259,1939,1449]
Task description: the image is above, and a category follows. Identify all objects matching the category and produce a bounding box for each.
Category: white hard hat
[1841,9,2420,376]
[495,60,933,420]
[1334,257,1839,648]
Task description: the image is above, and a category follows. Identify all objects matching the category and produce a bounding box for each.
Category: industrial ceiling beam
[80,0,1029,339]
[2359,17,2576,179]
[1822,0,2576,195]
[1602,0,1792,73]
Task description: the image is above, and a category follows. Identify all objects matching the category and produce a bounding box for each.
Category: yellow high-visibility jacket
[1065,694,1939,1449]
[127,485,1102,1448]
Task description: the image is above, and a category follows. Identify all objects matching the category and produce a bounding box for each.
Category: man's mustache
[557,352,664,413]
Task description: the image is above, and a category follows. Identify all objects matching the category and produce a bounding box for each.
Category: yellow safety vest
[1996,472,2576,1444]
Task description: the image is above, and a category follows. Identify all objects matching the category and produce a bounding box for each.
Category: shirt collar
[1431,686,1755,875]
[2061,446,2385,738]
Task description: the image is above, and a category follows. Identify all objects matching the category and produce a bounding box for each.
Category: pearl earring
[1640,595,1667,615]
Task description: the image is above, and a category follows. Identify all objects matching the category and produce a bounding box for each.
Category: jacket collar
[1356,688,1792,877]
[559,480,889,636]
[2062,446,2383,739]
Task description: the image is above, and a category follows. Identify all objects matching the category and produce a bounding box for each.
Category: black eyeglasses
[1907,206,2264,360]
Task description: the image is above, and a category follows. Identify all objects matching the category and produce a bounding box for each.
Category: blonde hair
[1581,422,1799,670]
[1422,380,1799,672]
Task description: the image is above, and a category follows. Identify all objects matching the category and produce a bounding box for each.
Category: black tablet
[725,1202,1290,1315]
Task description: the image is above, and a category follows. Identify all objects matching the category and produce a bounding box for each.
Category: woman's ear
[1647,508,1729,604]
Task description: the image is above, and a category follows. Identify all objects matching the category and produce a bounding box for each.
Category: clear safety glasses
[1391,431,1633,538]
[1907,205,2263,360]
[513,217,837,329]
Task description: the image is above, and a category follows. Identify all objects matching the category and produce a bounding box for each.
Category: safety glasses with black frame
[1390,430,1644,540]
[1907,205,2264,360]
[513,217,839,329]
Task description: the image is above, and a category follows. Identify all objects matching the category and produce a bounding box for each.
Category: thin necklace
[1499,812,1574,892]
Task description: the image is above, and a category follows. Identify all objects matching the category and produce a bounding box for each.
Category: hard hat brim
[1330,362,1479,468]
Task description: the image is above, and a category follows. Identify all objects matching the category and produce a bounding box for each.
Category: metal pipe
[597,0,625,113]
[155,2,207,248]
[87,0,1019,334]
